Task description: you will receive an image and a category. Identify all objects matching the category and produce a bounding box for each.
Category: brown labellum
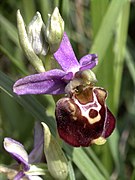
[55,86,115,147]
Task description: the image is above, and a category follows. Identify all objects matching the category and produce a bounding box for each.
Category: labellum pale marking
[72,86,102,124]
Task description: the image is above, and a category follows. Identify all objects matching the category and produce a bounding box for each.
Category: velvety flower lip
[55,86,115,147]
[13,32,98,95]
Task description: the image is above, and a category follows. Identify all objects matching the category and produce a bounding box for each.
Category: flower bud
[41,122,68,180]
[27,12,48,56]
[45,7,64,53]
[17,10,45,72]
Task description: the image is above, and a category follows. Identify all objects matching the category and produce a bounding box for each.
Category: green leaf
[65,145,106,180]
[0,45,27,75]
[0,14,19,46]
[125,49,135,85]
[90,0,128,69]
[108,130,120,172]
[84,147,109,179]
[131,169,135,180]
[0,71,56,133]
[22,0,36,24]
[112,1,130,113]
[91,0,109,38]
[67,161,76,180]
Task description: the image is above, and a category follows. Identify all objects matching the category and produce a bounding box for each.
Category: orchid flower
[3,123,44,180]
[13,32,115,147]
[13,32,98,95]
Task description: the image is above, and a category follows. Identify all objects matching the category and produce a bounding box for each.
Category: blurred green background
[0,0,135,179]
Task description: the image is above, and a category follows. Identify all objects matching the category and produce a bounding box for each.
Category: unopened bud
[27,12,48,56]
[17,10,45,72]
[45,7,64,53]
[41,122,68,180]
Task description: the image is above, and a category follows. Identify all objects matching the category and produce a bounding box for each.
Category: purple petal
[14,171,25,180]
[29,122,44,164]
[33,122,44,148]
[54,32,80,73]
[13,69,67,95]
[28,141,43,164]
[63,72,74,81]
[79,54,98,71]
[4,138,30,171]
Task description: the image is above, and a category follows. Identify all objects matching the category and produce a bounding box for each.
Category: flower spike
[13,18,116,147]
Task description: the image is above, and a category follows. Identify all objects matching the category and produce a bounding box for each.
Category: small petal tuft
[79,54,98,71]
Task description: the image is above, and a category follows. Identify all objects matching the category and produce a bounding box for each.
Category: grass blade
[0,71,56,133]
[125,49,135,85]
[22,0,36,23]
[113,1,130,113]
[65,145,106,180]
[91,0,109,38]
[84,147,109,179]
[0,14,18,46]
[90,0,128,69]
